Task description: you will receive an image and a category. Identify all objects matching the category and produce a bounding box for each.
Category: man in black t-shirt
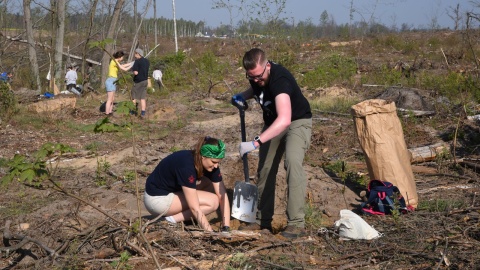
[232,48,312,239]
[131,48,150,118]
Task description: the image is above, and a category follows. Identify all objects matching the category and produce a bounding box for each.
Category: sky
[148,0,477,29]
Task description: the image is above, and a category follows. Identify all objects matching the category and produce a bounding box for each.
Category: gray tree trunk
[81,0,99,85]
[23,0,41,92]
[128,0,152,62]
[172,0,178,53]
[54,0,66,86]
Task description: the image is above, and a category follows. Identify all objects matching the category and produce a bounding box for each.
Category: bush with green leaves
[1,143,75,187]
[0,82,17,122]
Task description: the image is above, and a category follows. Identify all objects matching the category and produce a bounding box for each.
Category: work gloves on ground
[231,94,248,110]
[239,141,256,157]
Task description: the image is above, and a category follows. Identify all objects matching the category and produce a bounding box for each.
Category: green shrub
[0,82,17,122]
[419,71,480,103]
[305,202,324,229]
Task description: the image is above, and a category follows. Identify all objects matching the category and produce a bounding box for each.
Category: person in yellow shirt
[105,51,133,116]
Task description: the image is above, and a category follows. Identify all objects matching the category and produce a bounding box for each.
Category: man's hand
[239,141,256,157]
[231,94,248,111]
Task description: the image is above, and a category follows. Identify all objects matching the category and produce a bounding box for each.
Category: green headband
[200,140,226,159]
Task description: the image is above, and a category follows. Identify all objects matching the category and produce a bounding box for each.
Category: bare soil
[1,33,480,269]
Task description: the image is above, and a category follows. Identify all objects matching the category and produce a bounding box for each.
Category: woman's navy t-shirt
[145,150,222,196]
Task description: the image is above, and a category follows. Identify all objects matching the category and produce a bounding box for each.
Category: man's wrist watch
[254,136,263,146]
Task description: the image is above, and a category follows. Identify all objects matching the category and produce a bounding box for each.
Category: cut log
[408,142,450,163]
[27,96,76,113]
[397,108,436,117]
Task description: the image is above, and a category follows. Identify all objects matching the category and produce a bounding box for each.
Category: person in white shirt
[65,66,80,95]
[152,68,165,90]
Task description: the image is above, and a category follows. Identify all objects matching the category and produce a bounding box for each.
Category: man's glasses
[246,63,267,81]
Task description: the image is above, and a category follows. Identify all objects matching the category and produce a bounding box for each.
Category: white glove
[239,141,256,157]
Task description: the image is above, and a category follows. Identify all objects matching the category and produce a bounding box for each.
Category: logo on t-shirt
[188,175,195,183]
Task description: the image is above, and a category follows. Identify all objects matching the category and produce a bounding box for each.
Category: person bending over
[144,136,231,232]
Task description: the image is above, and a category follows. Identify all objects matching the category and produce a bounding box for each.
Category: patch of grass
[301,54,357,89]
[418,71,480,103]
[362,64,405,87]
[167,116,187,130]
[0,190,55,219]
[123,170,135,183]
[323,160,367,188]
[417,198,467,212]
[305,201,324,229]
[227,253,253,269]
[0,157,8,167]
[11,113,53,130]
[310,96,359,114]
[370,34,419,54]
[84,141,104,152]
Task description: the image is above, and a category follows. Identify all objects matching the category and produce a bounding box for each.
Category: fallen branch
[1,34,101,65]
[397,107,436,117]
[1,220,57,256]
[408,142,449,163]
[459,160,480,171]
[125,240,150,258]
[417,184,475,194]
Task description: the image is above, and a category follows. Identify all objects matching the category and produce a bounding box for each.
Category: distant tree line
[0,5,460,41]
[0,0,477,93]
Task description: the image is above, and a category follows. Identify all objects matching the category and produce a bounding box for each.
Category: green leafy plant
[1,143,75,187]
[227,252,253,269]
[0,82,17,122]
[110,251,133,270]
[93,101,136,133]
[123,170,135,183]
[95,157,111,187]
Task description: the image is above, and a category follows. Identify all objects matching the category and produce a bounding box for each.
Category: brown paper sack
[351,99,418,208]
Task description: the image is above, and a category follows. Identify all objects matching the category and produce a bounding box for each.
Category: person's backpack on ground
[360,179,411,215]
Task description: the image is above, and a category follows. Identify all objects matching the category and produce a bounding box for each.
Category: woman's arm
[121,61,134,70]
[182,186,213,231]
[212,181,231,227]
[115,60,133,71]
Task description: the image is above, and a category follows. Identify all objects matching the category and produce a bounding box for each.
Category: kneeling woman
[144,136,230,231]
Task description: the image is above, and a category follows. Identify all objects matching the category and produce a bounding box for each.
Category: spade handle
[239,108,250,183]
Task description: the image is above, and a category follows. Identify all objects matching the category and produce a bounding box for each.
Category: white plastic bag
[334,209,380,240]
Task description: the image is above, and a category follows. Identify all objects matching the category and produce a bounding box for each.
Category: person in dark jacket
[131,48,150,118]
[232,48,312,239]
[144,136,231,232]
